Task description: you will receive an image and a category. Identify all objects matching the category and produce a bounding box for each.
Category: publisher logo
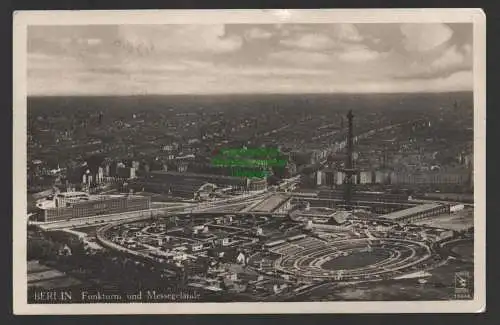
[454,271,472,299]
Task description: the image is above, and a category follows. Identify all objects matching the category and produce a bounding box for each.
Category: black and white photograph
[13,9,486,314]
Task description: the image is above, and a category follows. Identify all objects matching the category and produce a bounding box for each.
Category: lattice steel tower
[343,110,357,210]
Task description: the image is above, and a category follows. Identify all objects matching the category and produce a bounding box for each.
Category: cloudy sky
[27,23,473,96]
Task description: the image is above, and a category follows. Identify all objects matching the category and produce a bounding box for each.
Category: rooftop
[252,194,289,213]
[56,191,88,198]
[148,170,246,181]
[381,203,443,221]
[297,207,336,217]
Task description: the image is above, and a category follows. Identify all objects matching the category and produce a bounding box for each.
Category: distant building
[359,170,373,184]
[109,162,118,177]
[335,171,343,185]
[335,171,357,185]
[116,166,136,179]
[289,151,316,165]
[97,167,104,183]
[316,170,326,186]
[177,161,189,173]
[323,169,335,187]
[130,171,265,197]
[390,170,470,186]
[375,170,390,184]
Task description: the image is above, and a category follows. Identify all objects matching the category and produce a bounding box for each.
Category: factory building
[334,171,358,185]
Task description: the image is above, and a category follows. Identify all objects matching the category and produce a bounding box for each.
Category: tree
[27,237,59,260]
[67,237,86,256]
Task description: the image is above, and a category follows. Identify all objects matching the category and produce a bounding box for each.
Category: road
[31,176,302,231]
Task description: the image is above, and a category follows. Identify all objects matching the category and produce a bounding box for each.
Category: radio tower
[343,110,357,210]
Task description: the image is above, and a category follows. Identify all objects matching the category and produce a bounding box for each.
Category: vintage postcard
[13,9,486,314]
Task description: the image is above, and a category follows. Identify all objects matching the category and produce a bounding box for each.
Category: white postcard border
[13,9,486,314]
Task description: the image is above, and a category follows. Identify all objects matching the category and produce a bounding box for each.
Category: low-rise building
[380,203,449,223]
[421,228,454,242]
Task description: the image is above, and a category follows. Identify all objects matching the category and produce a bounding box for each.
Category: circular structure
[96,211,439,284]
[268,237,433,282]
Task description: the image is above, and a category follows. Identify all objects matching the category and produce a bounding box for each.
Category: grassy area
[27,260,83,291]
[443,239,474,263]
[321,249,390,271]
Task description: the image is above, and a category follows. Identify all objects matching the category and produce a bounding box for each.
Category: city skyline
[28,23,473,96]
